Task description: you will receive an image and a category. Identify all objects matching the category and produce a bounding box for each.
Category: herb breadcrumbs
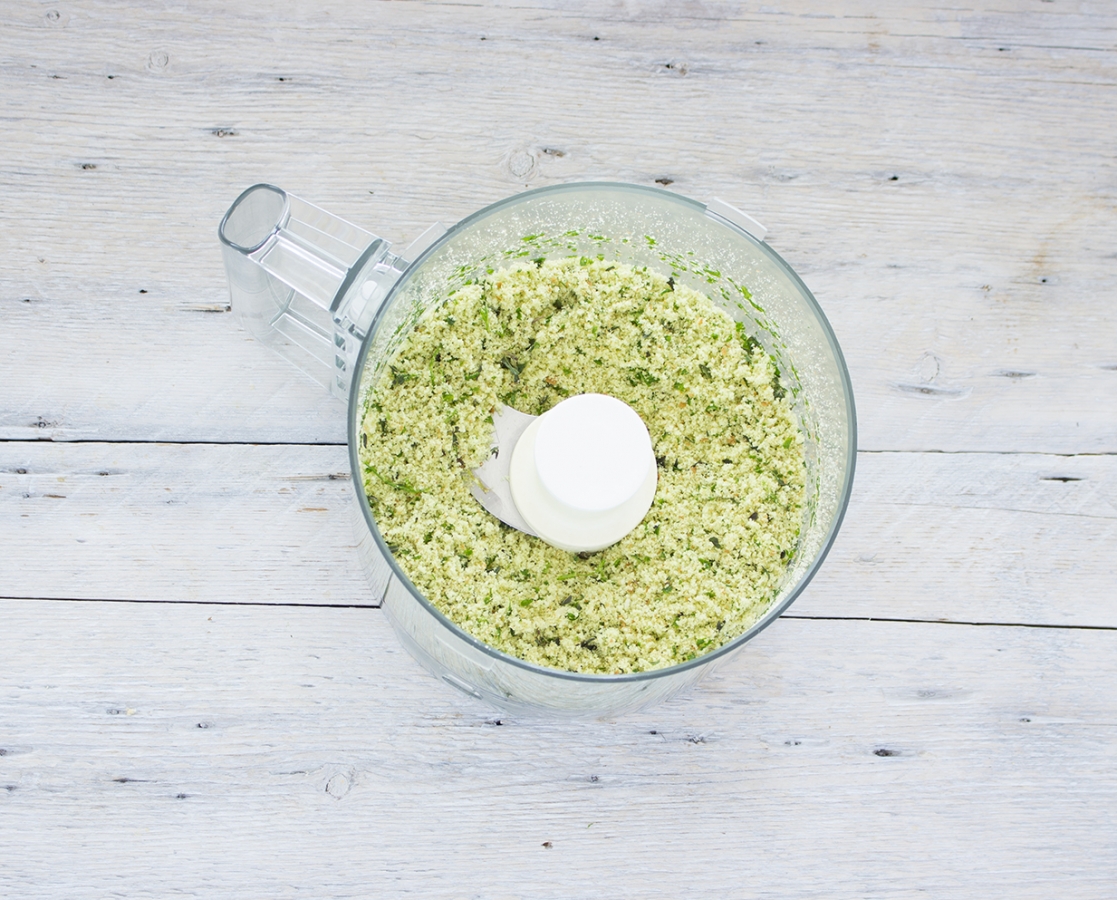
[359,257,805,674]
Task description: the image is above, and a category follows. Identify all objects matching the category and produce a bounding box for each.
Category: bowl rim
[346,180,857,684]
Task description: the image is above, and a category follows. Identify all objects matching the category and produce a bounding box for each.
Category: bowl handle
[218,183,443,401]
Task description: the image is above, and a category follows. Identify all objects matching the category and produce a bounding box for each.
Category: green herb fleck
[390,366,416,387]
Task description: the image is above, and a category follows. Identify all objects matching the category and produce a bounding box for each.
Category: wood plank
[0,442,369,605]
[0,300,348,444]
[793,449,1117,626]
[4,442,1116,627]
[1,1,1115,450]
[1,599,1114,898]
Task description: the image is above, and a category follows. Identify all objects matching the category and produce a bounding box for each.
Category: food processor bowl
[220,181,856,718]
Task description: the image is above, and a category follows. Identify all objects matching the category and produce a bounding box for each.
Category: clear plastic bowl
[221,181,856,718]
[351,183,855,717]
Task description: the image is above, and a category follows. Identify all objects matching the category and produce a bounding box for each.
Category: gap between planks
[3,595,1116,634]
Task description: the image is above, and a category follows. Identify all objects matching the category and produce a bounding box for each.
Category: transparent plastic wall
[348,183,855,718]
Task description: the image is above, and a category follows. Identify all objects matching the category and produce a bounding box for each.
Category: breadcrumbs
[359,258,805,674]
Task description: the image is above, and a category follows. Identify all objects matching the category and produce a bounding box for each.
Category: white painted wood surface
[3,599,1117,899]
[3,0,1116,451]
[2,1,1116,896]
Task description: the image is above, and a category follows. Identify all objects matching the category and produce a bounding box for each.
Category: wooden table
[3,2,1115,895]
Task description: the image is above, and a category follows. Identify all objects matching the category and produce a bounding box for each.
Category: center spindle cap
[508,393,657,553]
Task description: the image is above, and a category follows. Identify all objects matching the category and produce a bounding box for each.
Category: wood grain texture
[796,448,1117,626]
[0,442,368,604]
[3,2,1117,896]
[1,0,1115,450]
[2,599,1115,899]
[4,441,1116,628]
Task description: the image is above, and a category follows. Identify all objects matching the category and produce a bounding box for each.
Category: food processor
[218,182,856,717]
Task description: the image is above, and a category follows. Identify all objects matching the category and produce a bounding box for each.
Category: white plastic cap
[508,394,657,553]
